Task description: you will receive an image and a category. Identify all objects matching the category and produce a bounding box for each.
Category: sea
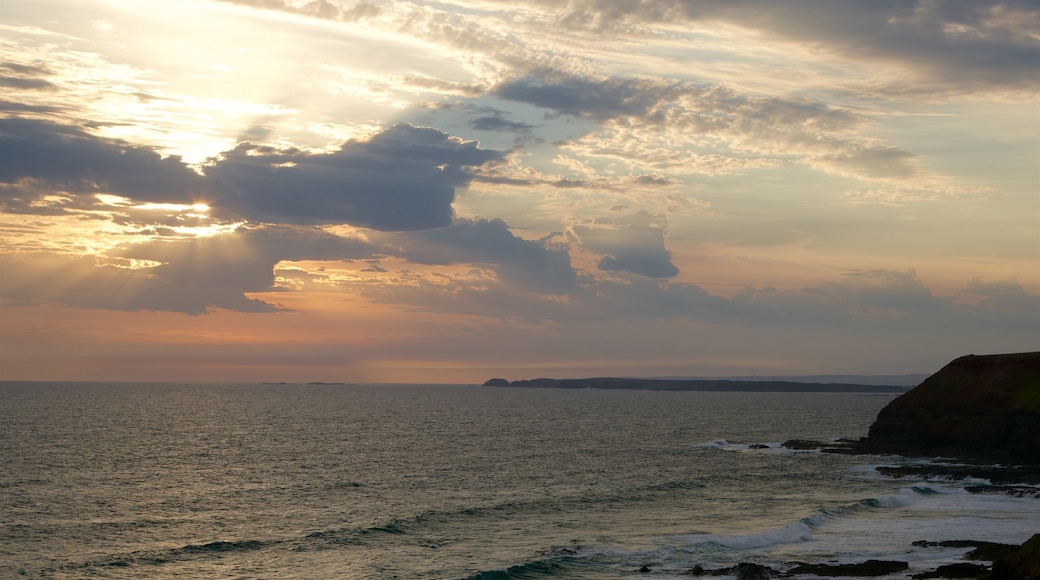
[1,382,1037,579]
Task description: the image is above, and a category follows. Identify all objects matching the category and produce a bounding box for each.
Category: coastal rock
[781,438,860,454]
[860,352,1040,462]
[876,463,1040,487]
[688,562,781,579]
[911,540,1017,562]
[989,533,1040,580]
[482,378,510,387]
[787,559,909,576]
[912,562,988,579]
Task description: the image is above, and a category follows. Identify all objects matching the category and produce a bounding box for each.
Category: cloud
[0,251,281,315]
[381,218,578,294]
[573,211,680,278]
[0,100,64,115]
[959,276,1040,322]
[494,69,682,120]
[207,124,505,230]
[0,119,505,231]
[524,0,1040,95]
[0,118,203,205]
[0,60,56,91]
[470,114,535,134]
[0,225,382,314]
[493,72,926,182]
[0,76,55,91]
[218,0,381,22]
[0,216,581,314]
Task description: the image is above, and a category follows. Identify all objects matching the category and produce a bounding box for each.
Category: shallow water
[1,383,1036,578]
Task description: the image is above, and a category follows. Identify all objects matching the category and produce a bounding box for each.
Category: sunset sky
[1,0,1037,383]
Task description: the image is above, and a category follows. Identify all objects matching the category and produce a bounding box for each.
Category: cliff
[861,352,1040,463]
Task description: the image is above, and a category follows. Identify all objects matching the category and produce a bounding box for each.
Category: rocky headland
[857,351,1040,463]
[782,352,1040,484]
[772,353,1039,578]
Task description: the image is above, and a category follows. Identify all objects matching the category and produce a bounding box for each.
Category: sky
[0,0,1037,384]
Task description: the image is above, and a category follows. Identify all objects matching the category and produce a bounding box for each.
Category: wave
[688,439,810,455]
[298,475,709,546]
[457,557,574,579]
[675,485,944,551]
[53,537,277,572]
[676,520,815,551]
[816,485,941,522]
[172,539,268,554]
[302,519,411,546]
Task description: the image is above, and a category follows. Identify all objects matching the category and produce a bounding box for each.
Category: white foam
[688,440,805,455]
[875,486,927,508]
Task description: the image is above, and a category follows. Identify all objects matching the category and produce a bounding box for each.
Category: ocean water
[1,382,1037,579]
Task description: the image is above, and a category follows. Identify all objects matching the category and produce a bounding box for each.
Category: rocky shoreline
[627,535,1040,578]
[784,352,1040,493]
[677,353,1040,578]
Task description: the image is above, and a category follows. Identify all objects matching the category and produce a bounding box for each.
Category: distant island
[482,377,910,393]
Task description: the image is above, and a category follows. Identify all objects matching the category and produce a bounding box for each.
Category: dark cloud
[470,113,535,133]
[632,175,673,186]
[0,100,65,115]
[0,62,52,76]
[0,76,57,91]
[0,118,202,204]
[497,72,921,181]
[385,218,578,294]
[0,119,504,231]
[0,61,56,91]
[534,0,1040,94]
[0,251,280,315]
[574,211,679,278]
[811,146,919,179]
[494,69,681,120]
[960,276,1040,321]
[492,71,855,136]
[0,216,579,314]
[597,253,678,279]
[0,225,382,315]
[207,124,504,230]
[471,116,534,133]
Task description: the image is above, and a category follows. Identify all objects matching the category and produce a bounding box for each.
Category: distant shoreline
[483,377,911,393]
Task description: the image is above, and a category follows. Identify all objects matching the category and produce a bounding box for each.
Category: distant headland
[482,376,911,393]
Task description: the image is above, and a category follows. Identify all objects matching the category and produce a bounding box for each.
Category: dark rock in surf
[876,463,1040,486]
[731,563,779,580]
[787,559,909,576]
[859,352,1040,463]
[688,562,782,579]
[911,540,1017,562]
[780,438,860,454]
[988,533,1040,580]
[964,484,1040,497]
[911,562,989,579]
